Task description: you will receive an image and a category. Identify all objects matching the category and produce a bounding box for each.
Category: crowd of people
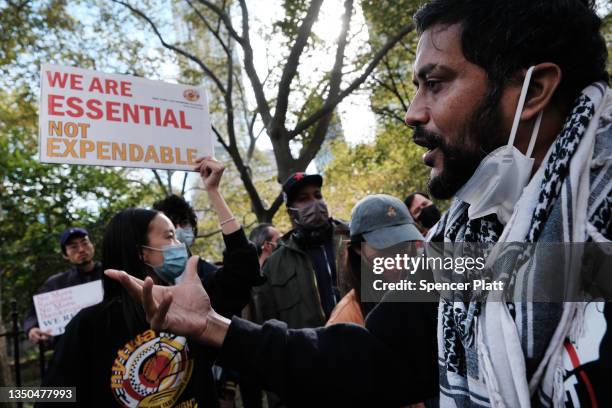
[24,0,610,407]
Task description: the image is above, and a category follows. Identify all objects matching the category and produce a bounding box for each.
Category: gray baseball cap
[350,194,424,249]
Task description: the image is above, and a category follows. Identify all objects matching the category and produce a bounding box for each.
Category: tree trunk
[0,284,16,408]
[0,316,13,387]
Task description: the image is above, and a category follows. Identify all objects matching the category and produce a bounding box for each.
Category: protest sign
[38,63,213,171]
[33,280,104,336]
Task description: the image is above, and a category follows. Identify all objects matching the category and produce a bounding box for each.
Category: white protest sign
[38,63,213,171]
[33,280,104,336]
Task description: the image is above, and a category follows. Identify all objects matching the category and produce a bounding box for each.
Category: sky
[154,0,380,177]
[48,0,612,197]
[152,0,612,161]
[246,0,377,149]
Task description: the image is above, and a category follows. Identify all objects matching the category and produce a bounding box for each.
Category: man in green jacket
[253,172,348,329]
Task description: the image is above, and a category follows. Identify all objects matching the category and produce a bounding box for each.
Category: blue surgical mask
[176,227,195,247]
[142,243,188,284]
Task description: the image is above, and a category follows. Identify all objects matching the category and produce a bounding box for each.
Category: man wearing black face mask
[253,173,348,330]
[404,192,441,234]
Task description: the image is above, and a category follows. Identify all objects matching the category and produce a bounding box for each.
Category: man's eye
[425,80,440,90]
[426,80,441,91]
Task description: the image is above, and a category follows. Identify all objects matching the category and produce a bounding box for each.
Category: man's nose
[404,94,429,128]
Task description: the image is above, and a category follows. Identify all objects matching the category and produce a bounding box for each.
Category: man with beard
[404,1,610,406]
[25,228,103,347]
[106,1,610,406]
[252,173,348,329]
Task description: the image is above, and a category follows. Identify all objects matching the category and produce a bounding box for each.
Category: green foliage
[320,0,442,221]
[323,120,433,221]
[0,88,155,320]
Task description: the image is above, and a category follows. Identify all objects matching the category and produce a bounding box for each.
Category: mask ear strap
[525,110,543,158]
[507,66,536,148]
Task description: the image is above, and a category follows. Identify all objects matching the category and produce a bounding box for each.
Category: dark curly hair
[414,0,609,105]
[152,194,198,235]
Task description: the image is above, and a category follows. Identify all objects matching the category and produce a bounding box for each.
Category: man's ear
[62,253,70,261]
[522,63,562,121]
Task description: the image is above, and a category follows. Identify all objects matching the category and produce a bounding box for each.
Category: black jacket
[254,220,349,329]
[218,291,439,407]
[41,228,261,407]
[197,232,265,318]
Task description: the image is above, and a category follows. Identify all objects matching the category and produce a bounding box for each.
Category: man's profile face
[63,234,95,266]
[263,227,281,256]
[268,227,281,245]
[405,23,510,199]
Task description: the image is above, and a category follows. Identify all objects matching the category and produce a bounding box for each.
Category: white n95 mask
[456,66,544,224]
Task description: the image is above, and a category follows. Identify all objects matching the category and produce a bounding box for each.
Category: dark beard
[417,87,506,199]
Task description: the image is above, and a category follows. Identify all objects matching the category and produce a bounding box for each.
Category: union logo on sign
[183,89,200,102]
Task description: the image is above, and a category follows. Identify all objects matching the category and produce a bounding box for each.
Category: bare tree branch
[381,57,408,111]
[111,0,227,94]
[195,0,243,42]
[371,106,406,124]
[224,41,238,150]
[165,170,173,195]
[399,39,416,57]
[216,0,227,33]
[152,170,169,196]
[234,70,259,163]
[181,172,189,196]
[211,125,230,152]
[273,0,324,127]
[295,0,353,169]
[184,0,231,58]
[266,193,285,221]
[294,79,329,125]
[237,0,272,128]
[289,23,415,138]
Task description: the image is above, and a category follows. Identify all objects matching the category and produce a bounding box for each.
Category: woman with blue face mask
[41,157,262,408]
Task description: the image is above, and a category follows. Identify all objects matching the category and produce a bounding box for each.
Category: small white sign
[39,63,213,171]
[33,280,104,336]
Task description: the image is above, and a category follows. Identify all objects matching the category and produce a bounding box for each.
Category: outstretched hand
[105,256,229,346]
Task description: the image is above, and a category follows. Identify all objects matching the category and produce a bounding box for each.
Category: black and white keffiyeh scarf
[430,82,611,407]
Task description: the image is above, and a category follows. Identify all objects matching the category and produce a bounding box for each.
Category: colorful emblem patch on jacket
[111,330,195,407]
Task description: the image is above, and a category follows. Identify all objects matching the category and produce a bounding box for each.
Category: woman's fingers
[193,156,213,169]
[194,155,212,164]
